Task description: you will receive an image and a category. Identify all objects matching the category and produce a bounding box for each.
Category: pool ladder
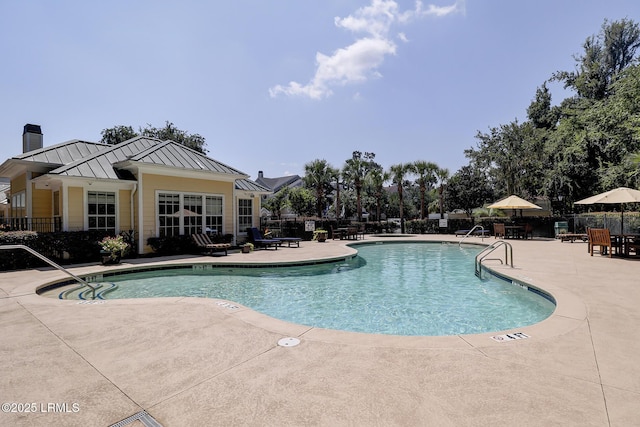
[475,241,513,279]
[0,244,98,300]
[459,225,487,245]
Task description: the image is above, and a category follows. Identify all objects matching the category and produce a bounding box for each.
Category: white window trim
[154,190,225,237]
[84,188,119,233]
[237,198,254,236]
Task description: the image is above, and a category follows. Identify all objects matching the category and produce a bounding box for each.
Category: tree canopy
[100,121,207,154]
[464,18,640,211]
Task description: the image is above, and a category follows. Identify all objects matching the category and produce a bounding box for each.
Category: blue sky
[1,0,639,181]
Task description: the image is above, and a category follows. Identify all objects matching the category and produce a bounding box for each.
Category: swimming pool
[55,242,555,336]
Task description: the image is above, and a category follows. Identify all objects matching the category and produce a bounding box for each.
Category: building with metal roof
[0,125,271,252]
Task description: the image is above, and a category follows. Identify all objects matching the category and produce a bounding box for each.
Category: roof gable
[127,140,247,176]
[50,137,159,179]
[49,136,248,180]
[236,179,271,193]
[256,174,302,192]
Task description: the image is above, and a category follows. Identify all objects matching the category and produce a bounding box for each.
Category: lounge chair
[191,234,231,256]
[273,236,302,247]
[558,233,588,243]
[247,227,279,250]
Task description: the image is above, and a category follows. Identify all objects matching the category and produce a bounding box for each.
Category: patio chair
[493,223,506,239]
[273,236,302,247]
[520,223,534,239]
[247,227,279,250]
[587,228,618,257]
[330,225,344,240]
[627,237,640,257]
[191,234,231,256]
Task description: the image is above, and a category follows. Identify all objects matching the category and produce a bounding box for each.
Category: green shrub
[147,235,195,255]
[0,231,44,270]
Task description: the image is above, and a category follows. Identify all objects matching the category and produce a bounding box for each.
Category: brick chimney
[23,124,43,153]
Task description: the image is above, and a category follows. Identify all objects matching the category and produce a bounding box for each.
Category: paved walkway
[0,235,639,426]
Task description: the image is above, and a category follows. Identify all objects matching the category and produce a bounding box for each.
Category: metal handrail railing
[475,241,513,278]
[0,244,96,300]
[459,225,487,246]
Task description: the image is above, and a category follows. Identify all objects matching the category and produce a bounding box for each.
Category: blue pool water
[80,242,555,336]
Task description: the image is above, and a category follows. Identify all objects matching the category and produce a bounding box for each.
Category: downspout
[130,182,137,249]
[232,181,237,246]
[62,183,69,231]
[137,173,144,256]
[26,171,32,218]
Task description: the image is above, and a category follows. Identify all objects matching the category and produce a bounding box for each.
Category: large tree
[389,163,413,233]
[466,119,543,198]
[412,161,438,219]
[329,166,344,219]
[100,121,207,154]
[303,159,335,218]
[445,165,494,218]
[342,151,378,222]
[364,166,389,222]
[553,18,640,100]
[287,187,315,217]
[435,167,450,219]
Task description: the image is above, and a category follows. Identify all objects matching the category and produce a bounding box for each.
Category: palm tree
[435,167,450,219]
[329,166,343,220]
[343,151,377,222]
[365,166,390,222]
[412,161,438,219]
[303,159,334,218]
[389,163,413,233]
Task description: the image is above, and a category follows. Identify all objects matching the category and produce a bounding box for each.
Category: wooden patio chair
[493,223,505,239]
[330,225,344,240]
[587,228,620,258]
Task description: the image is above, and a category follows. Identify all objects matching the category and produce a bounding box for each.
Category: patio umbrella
[487,195,542,216]
[171,208,199,217]
[575,187,640,233]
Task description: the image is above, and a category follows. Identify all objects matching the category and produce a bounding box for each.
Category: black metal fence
[1,217,62,233]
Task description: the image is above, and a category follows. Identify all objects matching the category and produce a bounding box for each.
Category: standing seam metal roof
[50,137,248,179]
[13,140,106,165]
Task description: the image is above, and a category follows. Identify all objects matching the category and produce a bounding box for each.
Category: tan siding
[31,187,52,218]
[119,189,132,231]
[11,174,26,193]
[67,187,84,231]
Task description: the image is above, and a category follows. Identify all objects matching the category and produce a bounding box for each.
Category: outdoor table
[504,225,524,239]
[612,234,640,257]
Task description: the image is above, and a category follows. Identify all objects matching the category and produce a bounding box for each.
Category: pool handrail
[459,225,487,245]
[475,241,513,278]
[0,244,96,300]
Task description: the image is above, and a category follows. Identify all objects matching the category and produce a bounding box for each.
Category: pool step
[59,282,118,300]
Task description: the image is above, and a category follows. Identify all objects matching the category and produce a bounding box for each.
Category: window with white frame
[10,191,25,218]
[205,196,223,234]
[158,193,180,237]
[238,199,253,233]
[157,193,223,237]
[183,194,203,236]
[87,191,116,233]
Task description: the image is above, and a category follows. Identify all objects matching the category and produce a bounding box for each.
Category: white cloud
[269,0,463,99]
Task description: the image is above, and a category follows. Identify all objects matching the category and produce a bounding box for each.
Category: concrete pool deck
[0,234,638,426]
